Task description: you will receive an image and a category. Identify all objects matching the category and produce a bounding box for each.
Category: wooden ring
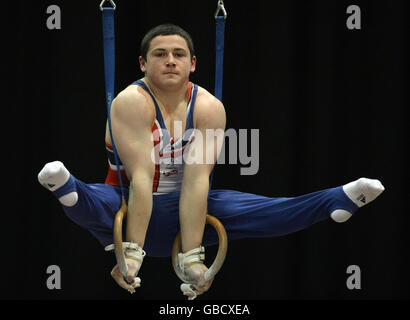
[172,214,228,282]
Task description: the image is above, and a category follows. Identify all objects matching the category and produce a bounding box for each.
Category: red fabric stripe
[151,122,161,192]
[152,163,160,192]
[187,82,193,102]
[152,122,161,146]
[105,166,130,187]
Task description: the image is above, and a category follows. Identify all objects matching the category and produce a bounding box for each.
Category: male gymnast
[38,24,385,298]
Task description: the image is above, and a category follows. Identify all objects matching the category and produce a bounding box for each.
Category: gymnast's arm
[180,94,226,253]
[109,89,155,283]
[178,94,225,296]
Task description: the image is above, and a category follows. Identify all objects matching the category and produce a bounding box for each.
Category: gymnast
[38,24,384,299]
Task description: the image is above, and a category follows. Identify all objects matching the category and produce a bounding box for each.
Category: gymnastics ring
[172,214,228,283]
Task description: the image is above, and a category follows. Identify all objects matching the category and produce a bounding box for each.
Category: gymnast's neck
[141,76,190,113]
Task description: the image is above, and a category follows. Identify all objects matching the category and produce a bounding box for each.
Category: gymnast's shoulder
[110,84,155,124]
[194,85,226,129]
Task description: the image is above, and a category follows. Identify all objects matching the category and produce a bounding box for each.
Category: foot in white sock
[331,177,385,223]
[38,161,78,206]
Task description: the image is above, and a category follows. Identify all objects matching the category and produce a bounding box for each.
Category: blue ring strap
[102,8,125,198]
[210,15,226,190]
[214,16,225,102]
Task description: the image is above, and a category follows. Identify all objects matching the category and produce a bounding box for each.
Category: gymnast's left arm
[179,94,226,296]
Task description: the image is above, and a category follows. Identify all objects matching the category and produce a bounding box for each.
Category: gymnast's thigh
[204,187,354,246]
[203,189,289,245]
[60,177,127,245]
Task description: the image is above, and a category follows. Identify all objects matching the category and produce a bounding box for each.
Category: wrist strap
[105,242,146,263]
[177,246,205,271]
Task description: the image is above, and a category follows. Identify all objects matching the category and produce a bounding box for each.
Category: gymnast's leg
[38,163,385,253]
[203,178,384,245]
[38,160,123,246]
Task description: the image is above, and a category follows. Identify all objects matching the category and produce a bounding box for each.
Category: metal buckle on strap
[99,0,116,11]
[215,0,227,19]
[177,246,205,271]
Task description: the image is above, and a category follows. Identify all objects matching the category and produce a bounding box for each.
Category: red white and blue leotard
[105,79,198,194]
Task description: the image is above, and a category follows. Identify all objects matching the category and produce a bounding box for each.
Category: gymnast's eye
[173,50,187,58]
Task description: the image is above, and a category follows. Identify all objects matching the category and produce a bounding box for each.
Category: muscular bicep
[110,91,155,182]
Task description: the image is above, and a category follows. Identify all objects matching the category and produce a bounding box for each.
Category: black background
[4,0,408,300]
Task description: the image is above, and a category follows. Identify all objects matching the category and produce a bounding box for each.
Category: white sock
[331,177,385,223]
[38,161,78,207]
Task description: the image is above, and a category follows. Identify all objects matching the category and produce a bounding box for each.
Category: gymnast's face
[139,35,196,89]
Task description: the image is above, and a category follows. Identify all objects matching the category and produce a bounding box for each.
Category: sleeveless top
[105,79,198,194]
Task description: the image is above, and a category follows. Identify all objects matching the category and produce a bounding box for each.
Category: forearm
[179,176,209,253]
[125,177,153,248]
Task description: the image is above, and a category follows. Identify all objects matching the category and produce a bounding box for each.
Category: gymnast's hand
[110,257,142,294]
[183,262,214,298]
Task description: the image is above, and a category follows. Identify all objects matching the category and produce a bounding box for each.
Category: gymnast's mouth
[164,71,178,75]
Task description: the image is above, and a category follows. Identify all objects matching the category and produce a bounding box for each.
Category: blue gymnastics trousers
[52,175,358,257]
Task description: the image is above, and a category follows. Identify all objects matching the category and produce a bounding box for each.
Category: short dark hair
[140,24,195,61]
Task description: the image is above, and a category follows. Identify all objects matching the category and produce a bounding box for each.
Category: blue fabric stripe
[134,80,166,129]
[134,79,197,136]
[185,84,198,130]
[52,175,76,199]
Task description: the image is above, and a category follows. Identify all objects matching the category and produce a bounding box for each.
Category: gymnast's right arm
[109,89,155,288]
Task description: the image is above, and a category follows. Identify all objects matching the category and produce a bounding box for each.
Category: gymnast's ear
[190,55,197,73]
[139,56,147,73]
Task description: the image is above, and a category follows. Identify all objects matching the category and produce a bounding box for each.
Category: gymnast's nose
[166,53,176,67]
